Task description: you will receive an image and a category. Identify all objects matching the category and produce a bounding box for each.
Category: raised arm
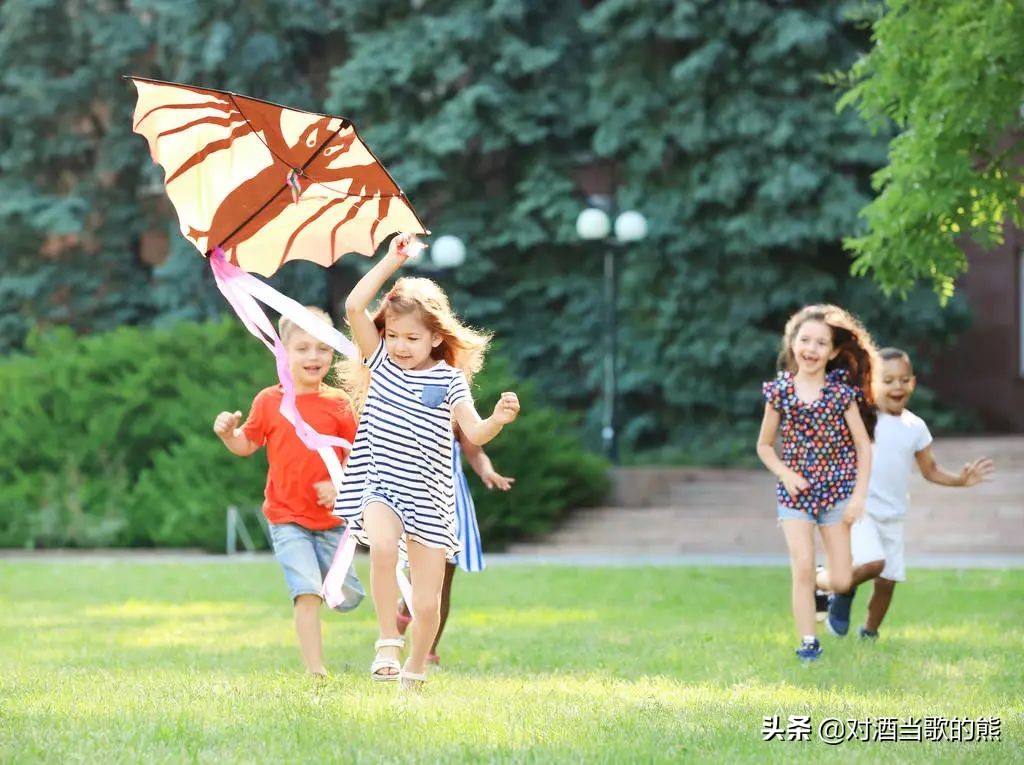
[915,446,995,487]
[344,233,419,359]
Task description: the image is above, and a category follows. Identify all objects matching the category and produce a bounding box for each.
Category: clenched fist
[387,232,425,263]
[213,410,242,438]
[492,392,520,425]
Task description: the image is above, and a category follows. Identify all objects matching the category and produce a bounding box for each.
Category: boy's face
[875,357,915,415]
[285,328,333,390]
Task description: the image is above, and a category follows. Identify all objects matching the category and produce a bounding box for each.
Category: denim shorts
[777,498,848,527]
[267,522,365,612]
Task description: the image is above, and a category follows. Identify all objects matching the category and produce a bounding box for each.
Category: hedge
[0,320,607,550]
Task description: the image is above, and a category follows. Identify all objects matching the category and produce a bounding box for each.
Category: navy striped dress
[334,338,469,558]
[452,440,485,572]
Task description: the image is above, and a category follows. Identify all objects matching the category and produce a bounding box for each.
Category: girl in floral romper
[756,304,877,661]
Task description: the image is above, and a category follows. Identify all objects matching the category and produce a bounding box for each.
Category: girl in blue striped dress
[335,233,520,689]
[397,424,514,665]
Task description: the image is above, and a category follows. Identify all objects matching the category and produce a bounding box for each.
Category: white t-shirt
[866,410,933,520]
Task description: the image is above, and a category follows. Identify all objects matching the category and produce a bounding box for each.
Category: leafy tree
[0,3,153,350]
[839,0,1024,299]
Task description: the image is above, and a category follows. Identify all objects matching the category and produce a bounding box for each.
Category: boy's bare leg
[294,594,326,674]
[817,560,885,593]
[864,577,897,632]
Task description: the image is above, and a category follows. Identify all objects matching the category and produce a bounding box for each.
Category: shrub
[464,352,609,547]
[0,321,606,550]
[0,321,269,548]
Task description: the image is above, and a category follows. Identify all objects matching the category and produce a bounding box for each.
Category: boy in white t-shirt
[818,348,994,640]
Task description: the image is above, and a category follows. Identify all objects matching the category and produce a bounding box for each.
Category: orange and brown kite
[128,76,427,276]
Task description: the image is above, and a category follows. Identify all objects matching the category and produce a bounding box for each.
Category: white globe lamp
[575,208,612,241]
[431,235,466,269]
[614,210,648,243]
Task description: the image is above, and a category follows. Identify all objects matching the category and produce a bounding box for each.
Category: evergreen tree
[0,0,346,349]
[0,3,153,349]
[324,0,967,456]
[0,0,969,459]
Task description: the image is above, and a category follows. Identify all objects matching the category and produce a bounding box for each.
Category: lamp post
[575,206,648,462]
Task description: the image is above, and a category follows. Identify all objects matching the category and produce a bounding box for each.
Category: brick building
[929,225,1024,431]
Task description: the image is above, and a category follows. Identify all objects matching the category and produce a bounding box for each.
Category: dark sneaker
[796,638,822,662]
[826,591,855,637]
[857,626,879,641]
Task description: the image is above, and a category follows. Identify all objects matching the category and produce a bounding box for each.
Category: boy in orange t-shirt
[214,307,364,676]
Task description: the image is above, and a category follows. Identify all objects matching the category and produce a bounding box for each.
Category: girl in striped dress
[335,233,520,689]
[396,424,514,665]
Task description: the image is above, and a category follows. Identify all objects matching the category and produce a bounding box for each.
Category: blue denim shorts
[267,522,365,612]
[777,499,848,527]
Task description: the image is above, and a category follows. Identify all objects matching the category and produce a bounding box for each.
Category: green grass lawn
[1,560,1021,763]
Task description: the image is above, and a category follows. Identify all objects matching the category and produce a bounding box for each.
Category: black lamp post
[575,206,648,462]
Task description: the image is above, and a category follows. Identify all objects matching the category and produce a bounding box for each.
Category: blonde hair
[278,306,332,343]
[278,306,353,402]
[344,277,490,413]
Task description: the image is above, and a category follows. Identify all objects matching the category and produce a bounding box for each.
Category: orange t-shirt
[241,385,357,530]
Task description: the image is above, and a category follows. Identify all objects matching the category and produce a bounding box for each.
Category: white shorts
[850,515,906,582]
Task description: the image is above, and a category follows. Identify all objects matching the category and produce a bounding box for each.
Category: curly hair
[341,276,490,413]
[778,304,878,437]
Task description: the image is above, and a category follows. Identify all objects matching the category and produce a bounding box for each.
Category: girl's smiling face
[790,319,838,375]
[384,309,441,371]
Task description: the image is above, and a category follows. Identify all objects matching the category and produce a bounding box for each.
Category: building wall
[929,226,1024,431]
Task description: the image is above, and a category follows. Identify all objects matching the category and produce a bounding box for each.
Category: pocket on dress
[420,384,447,408]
